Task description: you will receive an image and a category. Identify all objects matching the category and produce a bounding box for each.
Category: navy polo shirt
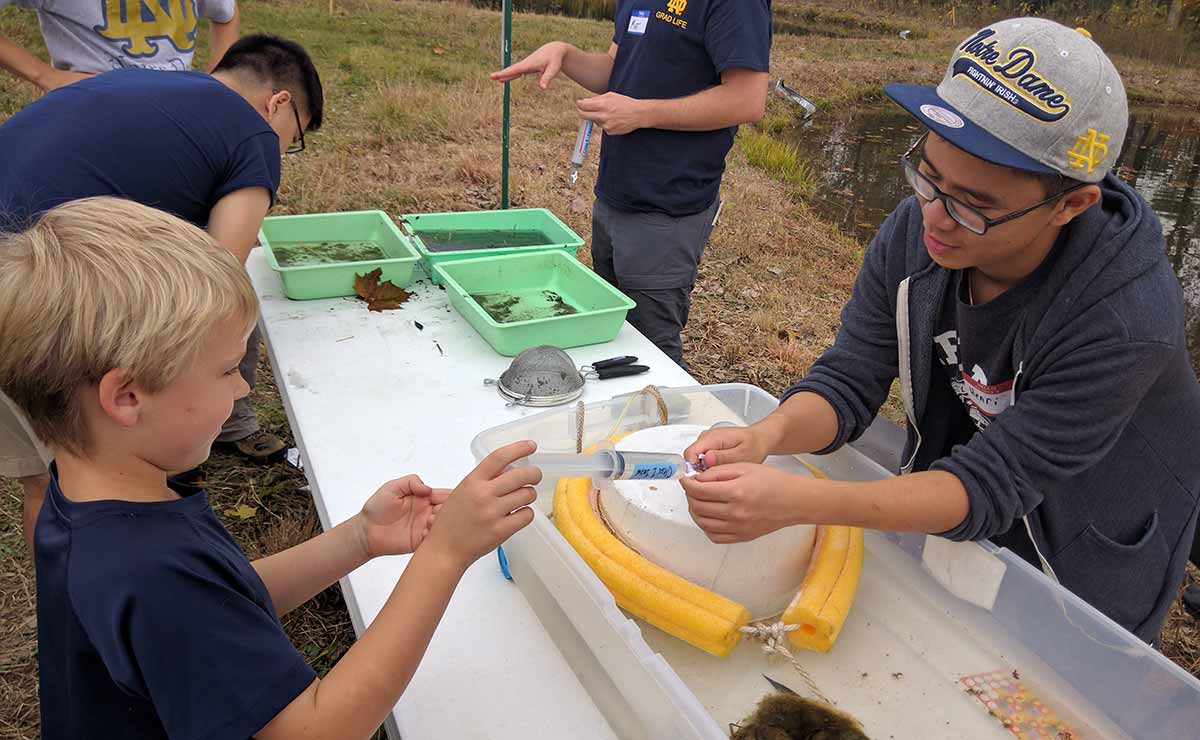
[0,68,280,232]
[35,467,315,739]
[596,0,772,216]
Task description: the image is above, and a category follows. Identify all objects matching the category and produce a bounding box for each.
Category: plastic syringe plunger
[569,119,594,185]
[523,450,697,481]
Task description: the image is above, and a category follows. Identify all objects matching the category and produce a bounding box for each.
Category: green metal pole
[501,0,512,209]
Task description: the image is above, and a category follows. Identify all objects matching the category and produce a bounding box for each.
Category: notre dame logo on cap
[952,28,1072,123]
[1067,129,1110,174]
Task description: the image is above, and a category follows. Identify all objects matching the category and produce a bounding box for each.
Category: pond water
[416,228,558,253]
[788,107,1200,373]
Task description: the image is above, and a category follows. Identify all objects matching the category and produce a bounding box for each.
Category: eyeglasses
[900,132,1085,236]
[273,89,305,154]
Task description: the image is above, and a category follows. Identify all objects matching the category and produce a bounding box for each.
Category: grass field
[1,1,1197,737]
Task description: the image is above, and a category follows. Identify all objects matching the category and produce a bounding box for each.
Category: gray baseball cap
[885,18,1128,182]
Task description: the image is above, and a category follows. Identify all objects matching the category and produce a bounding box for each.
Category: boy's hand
[680,463,807,544]
[424,440,541,571]
[491,41,568,89]
[356,476,447,559]
[684,426,770,469]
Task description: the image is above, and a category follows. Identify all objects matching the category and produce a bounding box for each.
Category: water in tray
[470,290,580,323]
[416,228,556,253]
[272,240,387,267]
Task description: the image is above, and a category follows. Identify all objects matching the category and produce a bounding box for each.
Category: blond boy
[0,197,540,740]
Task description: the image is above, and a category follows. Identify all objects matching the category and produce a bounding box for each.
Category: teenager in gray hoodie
[681,19,1200,643]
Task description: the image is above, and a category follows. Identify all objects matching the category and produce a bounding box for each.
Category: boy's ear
[97,368,142,428]
[1050,184,1102,227]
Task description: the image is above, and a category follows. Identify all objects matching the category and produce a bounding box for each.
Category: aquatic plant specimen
[730,693,868,740]
[273,240,386,266]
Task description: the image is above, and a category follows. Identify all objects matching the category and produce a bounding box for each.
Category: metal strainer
[484,345,649,407]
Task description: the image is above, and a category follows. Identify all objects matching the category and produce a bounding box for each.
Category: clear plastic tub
[472,384,1200,740]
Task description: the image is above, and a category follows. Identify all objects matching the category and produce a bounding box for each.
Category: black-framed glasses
[273,89,305,154]
[900,132,1085,236]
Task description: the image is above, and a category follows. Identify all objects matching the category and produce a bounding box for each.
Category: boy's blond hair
[0,197,258,456]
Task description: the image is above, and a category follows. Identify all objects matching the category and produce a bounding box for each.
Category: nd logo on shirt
[94,0,199,58]
[657,0,690,30]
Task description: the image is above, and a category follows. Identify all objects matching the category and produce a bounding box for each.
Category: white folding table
[248,249,694,739]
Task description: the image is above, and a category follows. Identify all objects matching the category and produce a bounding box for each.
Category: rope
[738,622,833,705]
[578,385,672,452]
[575,400,586,454]
[641,384,669,426]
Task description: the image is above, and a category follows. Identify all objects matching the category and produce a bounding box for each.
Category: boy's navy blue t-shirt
[35,467,315,740]
[596,0,771,216]
[0,68,280,231]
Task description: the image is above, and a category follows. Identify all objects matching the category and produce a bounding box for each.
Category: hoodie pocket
[1052,512,1169,633]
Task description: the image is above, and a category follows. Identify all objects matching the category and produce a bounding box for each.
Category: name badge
[628,9,650,35]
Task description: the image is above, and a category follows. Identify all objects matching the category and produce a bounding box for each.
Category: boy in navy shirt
[0,197,541,739]
[493,0,772,367]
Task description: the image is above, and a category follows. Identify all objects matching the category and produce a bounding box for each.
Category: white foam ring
[597,424,817,620]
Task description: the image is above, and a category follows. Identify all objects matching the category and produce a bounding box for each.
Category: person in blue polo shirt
[0,33,323,556]
[493,0,771,367]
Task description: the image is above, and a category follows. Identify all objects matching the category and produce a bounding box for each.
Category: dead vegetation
[1,1,1197,737]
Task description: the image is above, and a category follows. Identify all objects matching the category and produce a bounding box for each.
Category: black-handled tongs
[581,355,650,380]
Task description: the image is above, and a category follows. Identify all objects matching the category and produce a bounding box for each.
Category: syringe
[524,450,699,481]
[569,118,594,185]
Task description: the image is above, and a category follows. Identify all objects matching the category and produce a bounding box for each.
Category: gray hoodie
[785,175,1200,641]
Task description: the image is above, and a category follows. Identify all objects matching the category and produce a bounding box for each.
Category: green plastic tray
[434,251,635,356]
[398,207,583,285]
[259,210,420,300]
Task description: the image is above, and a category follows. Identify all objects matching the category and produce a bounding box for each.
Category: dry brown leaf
[225,504,258,520]
[354,268,411,312]
[432,46,445,56]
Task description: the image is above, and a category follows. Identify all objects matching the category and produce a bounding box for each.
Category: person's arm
[490,41,617,95]
[685,316,1180,546]
[251,515,371,616]
[932,335,1177,544]
[206,186,271,264]
[252,477,438,616]
[686,204,916,469]
[255,442,540,740]
[577,67,767,135]
[683,391,839,470]
[681,463,969,543]
[0,36,91,91]
[206,4,240,72]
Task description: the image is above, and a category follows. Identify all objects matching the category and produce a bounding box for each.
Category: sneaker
[1184,583,1200,620]
[215,430,287,463]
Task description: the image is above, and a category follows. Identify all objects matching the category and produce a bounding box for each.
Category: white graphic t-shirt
[1,0,236,73]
